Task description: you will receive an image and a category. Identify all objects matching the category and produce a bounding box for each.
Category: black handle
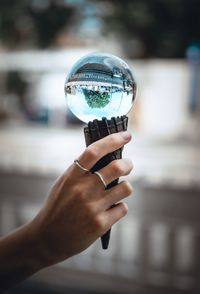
[84,116,128,249]
[90,154,120,249]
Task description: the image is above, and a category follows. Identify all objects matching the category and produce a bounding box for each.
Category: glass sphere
[64,52,136,123]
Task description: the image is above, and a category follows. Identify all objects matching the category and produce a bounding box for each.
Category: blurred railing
[0,161,200,293]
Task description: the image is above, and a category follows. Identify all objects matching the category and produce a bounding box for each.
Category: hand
[0,131,133,290]
[31,131,133,267]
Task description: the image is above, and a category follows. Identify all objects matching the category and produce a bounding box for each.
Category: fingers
[103,202,129,229]
[77,131,132,171]
[95,180,133,234]
[101,181,133,209]
[98,158,133,186]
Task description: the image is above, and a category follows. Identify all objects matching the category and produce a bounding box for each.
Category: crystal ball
[64,52,136,123]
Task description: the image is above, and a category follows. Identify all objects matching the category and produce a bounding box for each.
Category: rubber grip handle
[84,116,128,249]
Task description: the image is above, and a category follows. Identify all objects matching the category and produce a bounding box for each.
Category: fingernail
[120,131,131,141]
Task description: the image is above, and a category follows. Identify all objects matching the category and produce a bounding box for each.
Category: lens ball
[64,52,136,123]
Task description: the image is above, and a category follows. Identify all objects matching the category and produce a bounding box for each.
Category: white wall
[0,50,193,138]
[130,60,191,139]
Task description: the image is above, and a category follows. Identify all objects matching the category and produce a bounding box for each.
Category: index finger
[77,131,132,170]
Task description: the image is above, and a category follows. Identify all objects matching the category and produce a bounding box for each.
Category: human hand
[31,131,133,268]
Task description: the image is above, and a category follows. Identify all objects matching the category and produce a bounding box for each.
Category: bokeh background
[0,0,200,293]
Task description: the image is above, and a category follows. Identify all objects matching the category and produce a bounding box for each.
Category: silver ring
[93,171,107,188]
[74,160,89,173]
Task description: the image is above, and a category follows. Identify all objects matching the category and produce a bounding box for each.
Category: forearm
[0,222,43,292]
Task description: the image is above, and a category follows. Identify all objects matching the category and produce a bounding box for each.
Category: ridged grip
[84,115,128,249]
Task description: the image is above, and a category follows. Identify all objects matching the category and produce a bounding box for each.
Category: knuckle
[112,160,124,175]
[72,185,85,201]
[84,202,95,216]
[121,181,133,196]
[71,185,80,196]
[93,215,106,233]
[109,133,121,146]
[126,159,134,173]
[120,203,128,216]
[85,145,99,160]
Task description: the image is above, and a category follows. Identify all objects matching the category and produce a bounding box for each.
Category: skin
[0,131,133,291]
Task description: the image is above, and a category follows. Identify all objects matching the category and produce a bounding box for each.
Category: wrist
[28,214,59,269]
[23,219,48,272]
[0,221,46,290]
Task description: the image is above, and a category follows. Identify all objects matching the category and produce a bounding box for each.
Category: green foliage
[97,0,200,58]
[1,0,200,57]
[83,89,110,108]
[0,0,75,48]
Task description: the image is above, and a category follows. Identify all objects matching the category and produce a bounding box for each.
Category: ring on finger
[74,159,107,188]
[74,159,90,173]
[93,171,107,188]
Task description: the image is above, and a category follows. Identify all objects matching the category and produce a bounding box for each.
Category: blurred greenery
[0,0,75,48]
[98,0,200,58]
[0,0,200,57]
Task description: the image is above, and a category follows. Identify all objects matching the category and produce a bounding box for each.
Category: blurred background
[0,0,200,293]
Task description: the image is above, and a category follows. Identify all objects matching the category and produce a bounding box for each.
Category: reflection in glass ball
[64,52,136,123]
